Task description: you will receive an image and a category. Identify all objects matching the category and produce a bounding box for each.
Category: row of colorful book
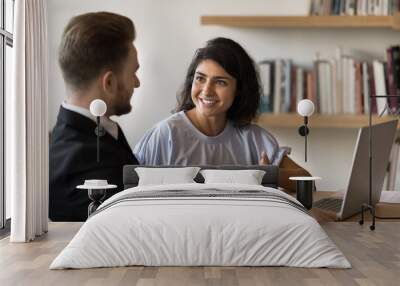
[309,0,399,16]
[258,45,400,115]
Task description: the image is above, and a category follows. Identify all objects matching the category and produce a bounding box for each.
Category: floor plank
[0,222,399,286]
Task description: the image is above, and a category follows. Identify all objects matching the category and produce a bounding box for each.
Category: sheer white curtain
[8,0,48,242]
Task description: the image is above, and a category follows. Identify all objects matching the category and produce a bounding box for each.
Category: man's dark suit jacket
[49,106,138,221]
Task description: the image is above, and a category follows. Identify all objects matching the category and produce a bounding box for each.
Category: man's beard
[114,104,131,116]
[114,83,132,116]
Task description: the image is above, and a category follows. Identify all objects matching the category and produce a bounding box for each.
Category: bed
[50,165,351,269]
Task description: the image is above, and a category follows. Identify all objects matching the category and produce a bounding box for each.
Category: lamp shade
[297,99,315,117]
[90,99,107,117]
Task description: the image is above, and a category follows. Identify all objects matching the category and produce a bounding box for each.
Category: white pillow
[200,169,266,185]
[135,167,201,186]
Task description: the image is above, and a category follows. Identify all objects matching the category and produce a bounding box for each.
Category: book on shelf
[316,60,334,114]
[373,60,388,115]
[362,62,370,114]
[295,68,306,112]
[346,0,356,15]
[357,0,368,15]
[309,0,398,16]
[334,49,343,113]
[307,69,318,111]
[290,66,297,113]
[281,59,292,113]
[258,45,400,116]
[258,60,274,113]
[355,61,363,114]
[342,56,356,114]
[367,62,378,114]
[386,46,398,111]
[273,60,282,114]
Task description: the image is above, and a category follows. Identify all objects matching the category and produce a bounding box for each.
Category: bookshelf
[202,14,400,129]
[256,113,399,129]
[200,14,400,30]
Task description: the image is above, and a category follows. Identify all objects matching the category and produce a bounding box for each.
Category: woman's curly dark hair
[176,37,262,127]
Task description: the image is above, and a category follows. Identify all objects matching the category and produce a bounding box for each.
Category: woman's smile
[199,97,219,107]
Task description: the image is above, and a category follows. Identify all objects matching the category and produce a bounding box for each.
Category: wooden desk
[285,190,400,223]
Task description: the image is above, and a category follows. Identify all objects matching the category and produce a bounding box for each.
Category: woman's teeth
[201,98,217,105]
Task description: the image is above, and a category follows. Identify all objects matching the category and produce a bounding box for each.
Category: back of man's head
[59,12,135,91]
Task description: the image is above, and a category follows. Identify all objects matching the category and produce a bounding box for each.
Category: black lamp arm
[297,116,309,162]
[96,116,100,163]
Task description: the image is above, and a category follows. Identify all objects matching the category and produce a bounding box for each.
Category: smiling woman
[177,37,261,128]
[134,37,310,191]
[186,59,237,136]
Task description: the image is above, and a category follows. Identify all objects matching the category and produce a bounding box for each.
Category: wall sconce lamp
[89,99,107,163]
[297,99,315,162]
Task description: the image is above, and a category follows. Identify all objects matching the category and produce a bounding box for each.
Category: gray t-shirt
[134,111,290,166]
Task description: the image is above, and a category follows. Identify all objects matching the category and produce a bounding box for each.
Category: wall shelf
[256,113,399,129]
[201,14,400,30]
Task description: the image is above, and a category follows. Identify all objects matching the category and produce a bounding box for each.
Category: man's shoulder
[51,121,94,146]
[53,107,96,134]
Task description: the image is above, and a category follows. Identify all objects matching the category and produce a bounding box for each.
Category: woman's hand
[259,151,270,165]
[278,155,312,192]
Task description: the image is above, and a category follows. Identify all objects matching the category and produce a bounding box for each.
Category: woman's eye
[216,80,227,86]
[195,76,205,83]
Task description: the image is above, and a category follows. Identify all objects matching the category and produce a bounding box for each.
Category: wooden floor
[0,222,399,286]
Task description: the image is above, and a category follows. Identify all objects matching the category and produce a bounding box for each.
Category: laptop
[313,119,398,220]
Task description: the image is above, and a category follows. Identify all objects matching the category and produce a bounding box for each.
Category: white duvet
[50,183,351,269]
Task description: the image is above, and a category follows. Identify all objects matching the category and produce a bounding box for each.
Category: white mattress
[50,183,351,269]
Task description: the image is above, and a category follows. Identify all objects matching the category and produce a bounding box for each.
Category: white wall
[47,0,400,191]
